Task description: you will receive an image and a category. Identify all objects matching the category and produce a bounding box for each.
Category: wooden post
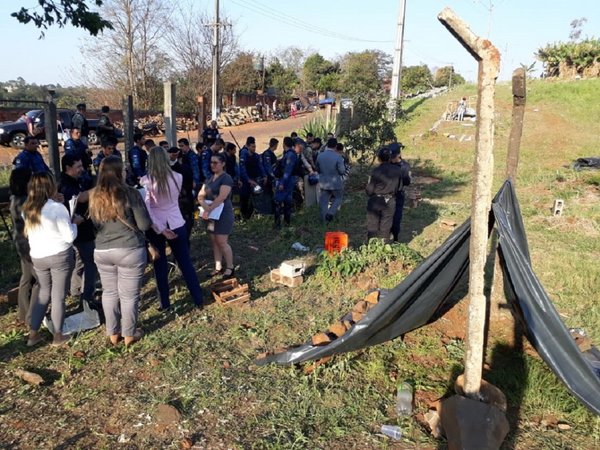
[197,96,206,143]
[438,7,501,398]
[123,95,134,164]
[489,68,527,328]
[506,68,526,182]
[164,82,177,147]
[45,91,60,179]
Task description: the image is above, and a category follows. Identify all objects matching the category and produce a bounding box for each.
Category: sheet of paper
[68,194,78,219]
[199,199,224,220]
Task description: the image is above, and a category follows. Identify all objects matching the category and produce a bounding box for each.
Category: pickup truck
[0,109,100,148]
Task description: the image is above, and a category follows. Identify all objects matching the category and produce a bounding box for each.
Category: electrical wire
[227,0,393,44]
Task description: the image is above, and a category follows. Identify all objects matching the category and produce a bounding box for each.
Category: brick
[364,290,379,304]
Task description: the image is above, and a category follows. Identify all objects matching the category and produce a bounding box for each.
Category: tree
[265,58,299,103]
[221,53,261,97]
[432,66,466,88]
[302,53,338,95]
[338,50,391,95]
[164,4,238,114]
[338,91,398,163]
[80,0,171,110]
[569,17,588,41]
[401,65,433,95]
[12,0,112,36]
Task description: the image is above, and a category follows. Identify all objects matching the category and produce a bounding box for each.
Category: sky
[0,0,598,86]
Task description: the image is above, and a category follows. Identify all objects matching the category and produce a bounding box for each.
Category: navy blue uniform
[274,148,298,227]
[390,159,411,241]
[129,145,148,181]
[13,150,50,174]
[181,150,200,193]
[239,146,266,219]
[199,146,213,184]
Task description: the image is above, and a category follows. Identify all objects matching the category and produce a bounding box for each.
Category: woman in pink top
[140,147,203,310]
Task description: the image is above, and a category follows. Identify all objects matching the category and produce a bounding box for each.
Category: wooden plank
[303,356,333,375]
[352,300,370,313]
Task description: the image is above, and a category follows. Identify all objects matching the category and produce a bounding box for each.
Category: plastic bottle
[395,382,413,416]
[380,424,402,440]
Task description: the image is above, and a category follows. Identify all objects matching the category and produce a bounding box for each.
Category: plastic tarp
[257,180,600,415]
[43,300,101,336]
[256,217,472,365]
[493,181,600,415]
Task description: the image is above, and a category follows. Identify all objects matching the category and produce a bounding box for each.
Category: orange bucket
[325,232,348,255]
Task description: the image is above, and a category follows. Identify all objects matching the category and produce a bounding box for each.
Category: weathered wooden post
[123,95,134,163]
[506,68,526,182]
[45,90,60,179]
[164,82,177,147]
[490,68,527,327]
[197,95,206,143]
[438,6,500,399]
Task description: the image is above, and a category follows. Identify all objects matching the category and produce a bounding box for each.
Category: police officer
[238,136,266,220]
[128,133,147,185]
[178,138,201,195]
[274,136,298,229]
[200,138,224,186]
[13,136,50,174]
[389,143,411,242]
[365,147,403,241]
[202,120,220,145]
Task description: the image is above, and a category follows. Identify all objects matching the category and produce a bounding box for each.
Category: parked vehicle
[133,119,162,137]
[0,109,101,148]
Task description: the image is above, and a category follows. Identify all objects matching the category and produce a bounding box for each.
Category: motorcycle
[133,119,161,137]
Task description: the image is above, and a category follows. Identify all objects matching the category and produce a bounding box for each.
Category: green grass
[0,79,599,448]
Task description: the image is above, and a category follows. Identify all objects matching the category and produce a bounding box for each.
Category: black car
[0,109,100,148]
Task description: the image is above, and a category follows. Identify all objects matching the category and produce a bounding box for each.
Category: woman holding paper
[198,152,235,278]
[140,147,203,311]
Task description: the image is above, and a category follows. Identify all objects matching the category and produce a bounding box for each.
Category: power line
[228,0,393,44]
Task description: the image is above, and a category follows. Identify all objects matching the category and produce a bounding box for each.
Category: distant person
[365,147,403,241]
[128,133,148,184]
[9,167,38,328]
[141,147,203,311]
[89,156,151,347]
[290,101,297,119]
[96,106,116,143]
[200,138,224,185]
[315,138,346,222]
[178,138,201,194]
[166,146,195,238]
[13,136,50,174]
[71,103,90,145]
[159,140,170,150]
[273,136,298,229]
[23,172,79,347]
[64,127,93,175]
[389,143,411,242]
[21,112,34,136]
[456,97,467,121]
[238,136,265,220]
[202,120,220,145]
[224,142,239,182]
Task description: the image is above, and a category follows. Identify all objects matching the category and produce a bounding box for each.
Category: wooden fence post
[506,68,526,182]
[164,82,177,147]
[123,95,134,164]
[438,7,501,398]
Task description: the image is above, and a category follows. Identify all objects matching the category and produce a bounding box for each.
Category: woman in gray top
[197,152,235,278]
[89,156,152,347]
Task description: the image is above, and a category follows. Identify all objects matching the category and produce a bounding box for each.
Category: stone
[454,375,507,413]
[424,410,443,438]
[14,369,44,386]
[440,395,509,450]
[155,404,181,430]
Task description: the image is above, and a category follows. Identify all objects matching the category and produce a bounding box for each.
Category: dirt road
[0,113,314,167]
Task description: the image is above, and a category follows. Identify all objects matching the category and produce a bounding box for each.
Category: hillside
[0,79,599,449]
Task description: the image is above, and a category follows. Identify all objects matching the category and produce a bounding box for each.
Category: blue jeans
[148,226,203,309]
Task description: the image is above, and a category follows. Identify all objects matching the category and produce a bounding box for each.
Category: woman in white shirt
[23,172,80,346]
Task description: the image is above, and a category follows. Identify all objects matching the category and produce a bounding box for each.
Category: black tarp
[256,180,600,415]
[493,181,600,415]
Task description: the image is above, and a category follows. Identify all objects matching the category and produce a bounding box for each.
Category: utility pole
[389,0,407,119]
[211,0,220,121]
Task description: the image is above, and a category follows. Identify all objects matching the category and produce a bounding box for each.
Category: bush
[316,238,422,279]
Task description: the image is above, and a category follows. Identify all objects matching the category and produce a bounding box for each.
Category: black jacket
[58,173,95,243]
